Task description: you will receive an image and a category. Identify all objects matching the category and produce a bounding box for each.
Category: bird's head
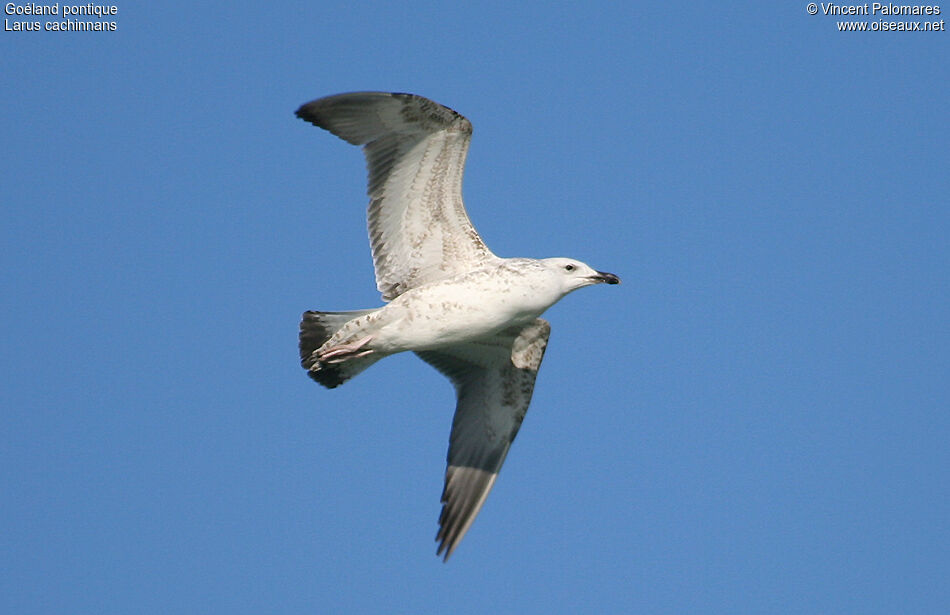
[541,258,621,295]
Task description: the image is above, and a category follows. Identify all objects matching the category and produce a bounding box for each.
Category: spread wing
[296,92,497,301]
[415,318,551,561]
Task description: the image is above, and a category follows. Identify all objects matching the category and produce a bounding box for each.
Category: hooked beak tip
[595,271,621,285]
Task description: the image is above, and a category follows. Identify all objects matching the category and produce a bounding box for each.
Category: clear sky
[2,2,948,613]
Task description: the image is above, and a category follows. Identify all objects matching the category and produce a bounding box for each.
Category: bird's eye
[564,264,575,272]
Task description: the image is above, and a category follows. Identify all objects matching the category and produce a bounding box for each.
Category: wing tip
[434,465,498,562]
[294,99,332,131]
[294,91,472,139]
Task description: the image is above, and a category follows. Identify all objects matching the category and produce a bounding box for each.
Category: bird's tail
[299,309,382,389]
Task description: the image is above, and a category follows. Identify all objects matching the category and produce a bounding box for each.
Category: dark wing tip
[294,91,472,144]
[434,466,498,562]
[294,99,334,131]
[294,103,314,122]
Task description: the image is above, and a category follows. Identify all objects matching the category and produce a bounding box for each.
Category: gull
[296,92,619,561]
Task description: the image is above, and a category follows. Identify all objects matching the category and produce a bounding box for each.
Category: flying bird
[296,92,619,560]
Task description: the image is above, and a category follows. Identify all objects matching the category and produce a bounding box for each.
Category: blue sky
[2,2,948,613]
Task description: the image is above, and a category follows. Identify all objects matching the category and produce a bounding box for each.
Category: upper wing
[415,318,551,561]
[296,92,497,301]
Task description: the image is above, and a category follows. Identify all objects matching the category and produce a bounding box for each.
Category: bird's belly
[374,291,545,352]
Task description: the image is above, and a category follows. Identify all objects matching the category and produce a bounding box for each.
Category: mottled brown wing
[415,318,551,561]
[296,92,497,301]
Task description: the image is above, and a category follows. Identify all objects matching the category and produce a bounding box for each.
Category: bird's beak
[590,271,621,285]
